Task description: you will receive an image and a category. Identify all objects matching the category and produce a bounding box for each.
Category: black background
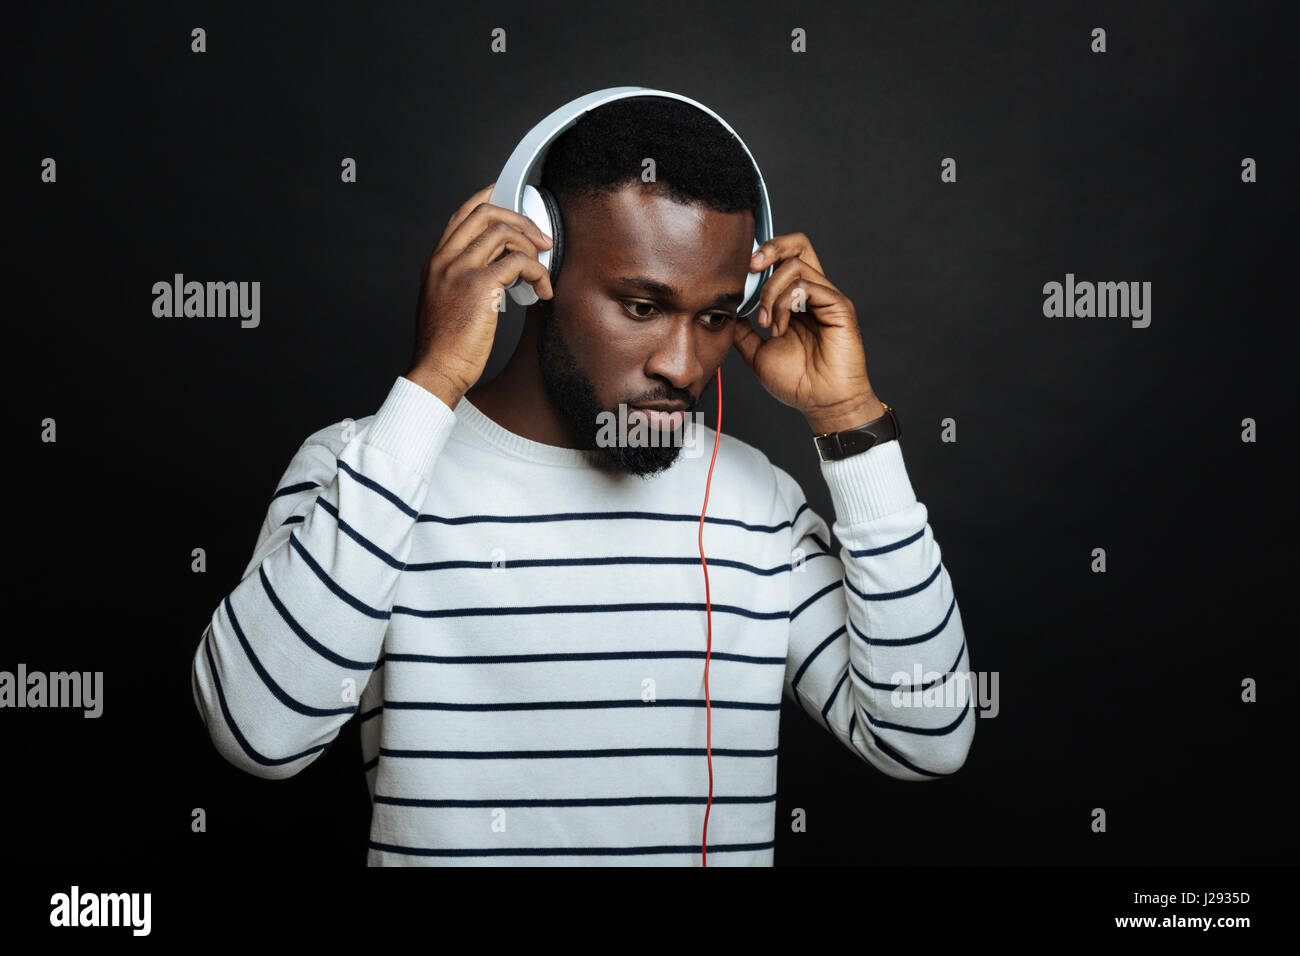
[5,0,1297,875]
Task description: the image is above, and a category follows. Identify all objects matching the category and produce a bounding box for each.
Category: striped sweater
[191,374,974,865]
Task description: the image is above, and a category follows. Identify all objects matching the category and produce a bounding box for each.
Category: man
[191,97,974,866]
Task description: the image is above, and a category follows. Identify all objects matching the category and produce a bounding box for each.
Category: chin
[595,443,683,478]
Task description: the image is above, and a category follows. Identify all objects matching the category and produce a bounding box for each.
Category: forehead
[563,184,754,280]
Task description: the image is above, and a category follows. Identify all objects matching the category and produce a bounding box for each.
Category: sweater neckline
[453,395,610,469]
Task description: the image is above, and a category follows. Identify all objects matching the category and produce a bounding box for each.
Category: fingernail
[758,306,768,326]
[751,250,764,264]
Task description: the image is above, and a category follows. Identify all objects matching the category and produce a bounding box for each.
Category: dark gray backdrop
[7,0,1296,868]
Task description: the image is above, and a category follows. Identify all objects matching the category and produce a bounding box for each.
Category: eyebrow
[617,275,744,307]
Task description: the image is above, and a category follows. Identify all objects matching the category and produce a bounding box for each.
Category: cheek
[592,343,648,406]
[564,289,621,349]
[562,298,640,397]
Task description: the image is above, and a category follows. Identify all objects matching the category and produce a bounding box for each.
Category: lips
[630,405,687,428]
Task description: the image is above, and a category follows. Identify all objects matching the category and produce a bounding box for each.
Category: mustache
[631,395,702,411]
[626,388,697,409]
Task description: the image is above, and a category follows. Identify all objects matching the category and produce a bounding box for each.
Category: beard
[535,297,694,477]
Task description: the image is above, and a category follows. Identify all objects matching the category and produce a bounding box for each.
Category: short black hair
[539,95,761,221]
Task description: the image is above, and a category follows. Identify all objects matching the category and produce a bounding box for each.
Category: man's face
[536,182,755,477]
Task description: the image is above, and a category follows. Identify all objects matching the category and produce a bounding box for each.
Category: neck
[467,314,583,449]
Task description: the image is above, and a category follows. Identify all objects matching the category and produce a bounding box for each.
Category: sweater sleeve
[191,376,458,780]
[781,439,974,779]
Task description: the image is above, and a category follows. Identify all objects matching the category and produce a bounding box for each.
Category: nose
[643,316,705,392]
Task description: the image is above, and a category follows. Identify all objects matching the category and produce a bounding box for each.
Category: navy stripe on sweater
[379,746,778,759]
[337,457,418,518]
[790,580,843,620]
[223,595,355,718]
[381,649,785,665]
[287,530,391,620]
[368,839,775,858]
[203,637,331,767]
[380,697,780,712]
[844,560,943,602]
[848,527,925,557]
[850,596,958,647]
[853,641,968,692]
[314,496,405,570]
[846,712,958,778]
[257,565,379,670]
[789,626,847,695]
[862,699,971,736]
[271,480,319,500]
[372,793,777,808]
[271,480,810,534]
[405,553,833,575]
[415,504,809,533]
[391,600,788,621]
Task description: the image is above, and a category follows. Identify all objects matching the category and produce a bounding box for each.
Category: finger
[759,247,837,329]
[750,231,826,278]
[436,200,554,267]
[436,183,497,255]
[452,234,554,301]
[458,219,548,273]
[489,250,554,301]
[771,278,841,338]
[756,256,839,330]
[730,314,763,371]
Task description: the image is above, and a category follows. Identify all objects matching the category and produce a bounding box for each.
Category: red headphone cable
[698,366,722,866]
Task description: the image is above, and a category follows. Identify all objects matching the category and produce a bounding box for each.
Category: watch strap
[814,402,900,462]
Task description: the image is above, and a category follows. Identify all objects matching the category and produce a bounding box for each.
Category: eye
[620,300,732,329]
[621,300,658,319]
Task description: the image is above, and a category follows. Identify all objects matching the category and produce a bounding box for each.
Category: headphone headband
[489,86,774,315]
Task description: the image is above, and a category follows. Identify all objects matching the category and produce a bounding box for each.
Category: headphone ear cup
[536,186,565,281]
[511,185,563,306]
[740,237,770,316]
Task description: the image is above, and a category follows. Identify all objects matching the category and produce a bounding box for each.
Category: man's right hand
[405,182,555,408]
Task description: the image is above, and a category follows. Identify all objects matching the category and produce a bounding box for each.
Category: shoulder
[689,425,809,519]
[297,413,379,456]
[273,412,380,487]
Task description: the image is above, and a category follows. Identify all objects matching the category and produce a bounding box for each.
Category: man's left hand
[731,233,886,434]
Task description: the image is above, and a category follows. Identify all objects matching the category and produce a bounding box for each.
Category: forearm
[784,440,974,779]
[825,445,973,777]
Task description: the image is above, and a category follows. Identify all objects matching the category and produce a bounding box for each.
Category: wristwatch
[813,402,901,462]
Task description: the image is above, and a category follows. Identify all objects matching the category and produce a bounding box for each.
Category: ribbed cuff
[819,438,917,526]
[362,376,459,482]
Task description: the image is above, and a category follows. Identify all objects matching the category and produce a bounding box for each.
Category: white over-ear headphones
[488,86,774,316]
